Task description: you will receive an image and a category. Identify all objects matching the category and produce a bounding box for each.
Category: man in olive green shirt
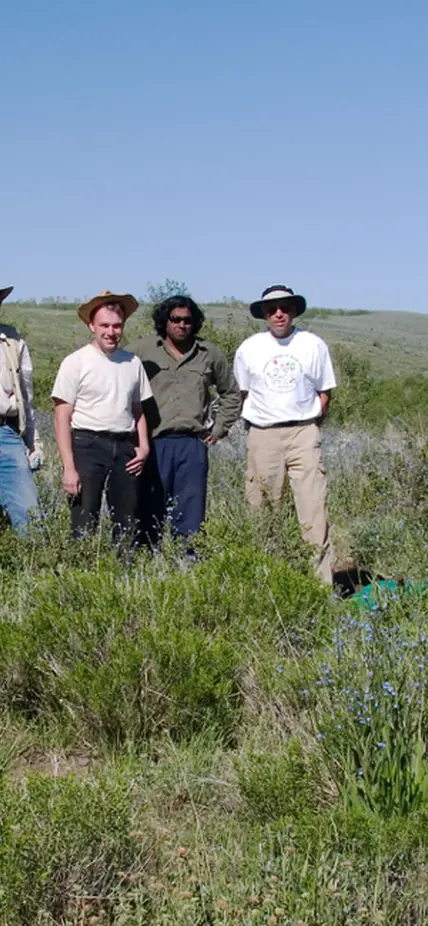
[130,295,241,546]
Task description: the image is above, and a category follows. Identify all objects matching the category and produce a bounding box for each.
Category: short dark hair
[153,295,205,338]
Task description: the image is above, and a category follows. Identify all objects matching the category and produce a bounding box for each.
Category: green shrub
[0,767,152,925]
[0,567,239,745]
[237,737,323,822]
[32,356,59,411]
[365,374,428,427]
[328,345,373,426]
[201,316,259,363]
[0,546,328,748]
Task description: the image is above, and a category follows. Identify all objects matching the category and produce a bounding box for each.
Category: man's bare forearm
[318,391,330,418]
[133,403,150,454]
[54,402,75,469]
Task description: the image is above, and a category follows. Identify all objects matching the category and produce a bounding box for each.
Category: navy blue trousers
[138,434,208,545]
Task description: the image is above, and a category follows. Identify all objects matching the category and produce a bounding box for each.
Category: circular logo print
[264,354,302,392]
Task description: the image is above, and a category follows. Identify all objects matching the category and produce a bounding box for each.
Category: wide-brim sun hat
[250,284,306,319]
[0,286,14,304]
[78,290,139,326]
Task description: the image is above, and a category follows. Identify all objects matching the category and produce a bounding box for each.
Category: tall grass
[2,421,428,922]
[3,296,428,921]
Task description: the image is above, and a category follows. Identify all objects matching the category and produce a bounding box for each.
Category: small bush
[328,345,373,427]
[201,316,259,364]
[0,767,153,925]
[0,546,328,748]
[237,737,323,822]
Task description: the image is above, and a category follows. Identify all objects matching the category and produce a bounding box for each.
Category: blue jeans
[138,434,208,544]
[0,425,40,535]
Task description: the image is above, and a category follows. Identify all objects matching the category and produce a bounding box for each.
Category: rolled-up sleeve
[19,340,37,448]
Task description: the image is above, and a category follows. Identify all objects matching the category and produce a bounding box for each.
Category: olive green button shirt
[129,334,241,439]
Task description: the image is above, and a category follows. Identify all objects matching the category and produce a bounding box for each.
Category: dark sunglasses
[264,303,294,317]
[169,315,193,325]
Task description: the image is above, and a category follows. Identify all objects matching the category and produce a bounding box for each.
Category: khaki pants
[245,422,332,585]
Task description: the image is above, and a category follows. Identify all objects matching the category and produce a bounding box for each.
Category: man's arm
[233,347,250,412]
[19,340,37,450]
[54,400,81,495]
[314,341,336,421]
[206,347,242,444]
[126,402,150,475]
[318,390,331,419]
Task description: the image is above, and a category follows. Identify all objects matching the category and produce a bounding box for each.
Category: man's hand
[318,390,330,419]
[125,444,149,476]
[63,466,81,495]
[204,433,219,447]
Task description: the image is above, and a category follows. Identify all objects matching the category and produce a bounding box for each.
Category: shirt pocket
[184,364,209,400]
[144,359,170,382]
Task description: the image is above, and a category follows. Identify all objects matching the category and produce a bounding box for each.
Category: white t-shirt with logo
[51,344,153,433]
[233,329,337,426]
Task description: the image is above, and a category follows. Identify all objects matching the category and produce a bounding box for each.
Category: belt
[72,428,136,440]
[250,418,318,430]
[0,415,19,431]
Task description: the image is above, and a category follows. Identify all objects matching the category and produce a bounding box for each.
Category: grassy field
[5,299,428,432]
[8,299,428,377]
[2,302,428,923]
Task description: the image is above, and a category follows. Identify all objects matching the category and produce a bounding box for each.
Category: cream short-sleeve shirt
[51,344,152,432]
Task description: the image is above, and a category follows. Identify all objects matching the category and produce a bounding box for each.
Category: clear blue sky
[1,0,427,310]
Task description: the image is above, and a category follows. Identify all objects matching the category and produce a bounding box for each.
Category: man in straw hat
[0,285,42,534]
[234,284,337,584]
[52,291,152,543]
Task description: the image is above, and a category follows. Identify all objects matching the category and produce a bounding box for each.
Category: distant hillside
[3,301,428,380]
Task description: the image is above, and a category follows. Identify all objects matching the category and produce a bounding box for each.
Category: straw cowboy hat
[77,290,139,325]
[250,284,306,320]
[0,286,14,304]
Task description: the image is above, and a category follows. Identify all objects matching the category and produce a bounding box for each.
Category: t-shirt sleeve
[51,354,80,405]
[233,346,250,391]
[313,341,337,391]
[135,359,153,402]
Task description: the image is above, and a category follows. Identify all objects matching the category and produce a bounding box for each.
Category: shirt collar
[156,335,208,352]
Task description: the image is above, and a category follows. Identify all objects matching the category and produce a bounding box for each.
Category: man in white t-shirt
[52,290,152,543]
[234,284,337,584]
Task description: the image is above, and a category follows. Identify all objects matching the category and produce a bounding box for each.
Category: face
[166,306,194,344]
[89,304,124,353]
[263,302,296,338]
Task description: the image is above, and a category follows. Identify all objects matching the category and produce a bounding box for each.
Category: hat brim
[250,294,306,320]
[0,286,14,304]
[78,293,139,326]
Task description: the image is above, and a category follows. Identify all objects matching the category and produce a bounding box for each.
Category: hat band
[261,289,294,301]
